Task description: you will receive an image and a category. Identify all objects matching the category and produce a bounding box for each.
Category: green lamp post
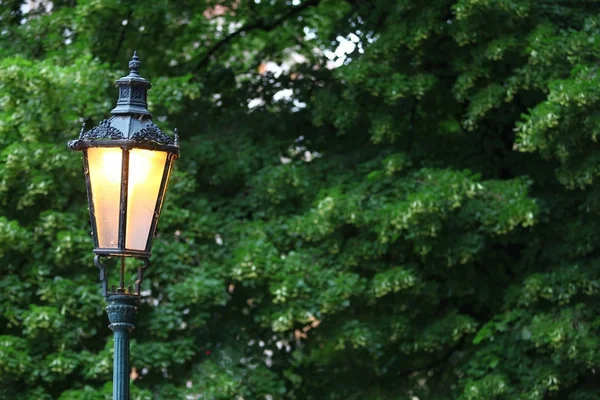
[68,52,179,400]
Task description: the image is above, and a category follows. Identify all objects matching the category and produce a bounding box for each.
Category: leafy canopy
[1,0,600,398]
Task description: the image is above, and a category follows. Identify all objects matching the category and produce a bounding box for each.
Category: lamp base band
[106,294,139,400]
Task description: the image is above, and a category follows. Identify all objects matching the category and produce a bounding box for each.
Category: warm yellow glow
[87,147,123,248]
[87,147,169,252]
[101,149,123,184]
[126,149,168,250]
[128,150,151,184]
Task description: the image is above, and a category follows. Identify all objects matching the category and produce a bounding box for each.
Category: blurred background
[2,0,600,398]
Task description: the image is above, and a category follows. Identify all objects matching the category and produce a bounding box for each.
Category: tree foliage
[2,0,600,398]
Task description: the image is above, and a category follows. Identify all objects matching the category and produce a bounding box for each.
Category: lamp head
[69,52,179,260]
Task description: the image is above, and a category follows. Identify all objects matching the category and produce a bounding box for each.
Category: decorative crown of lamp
[69,52,179,296]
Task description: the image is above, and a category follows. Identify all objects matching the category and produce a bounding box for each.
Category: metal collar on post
[106,294,140,400]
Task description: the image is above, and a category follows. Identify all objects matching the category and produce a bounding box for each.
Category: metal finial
[111,51,152,116]
[128,51,141,74]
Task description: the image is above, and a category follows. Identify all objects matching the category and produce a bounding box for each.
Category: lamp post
[68,52,179,400]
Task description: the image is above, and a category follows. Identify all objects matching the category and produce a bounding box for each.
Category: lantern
[69,52,179,295]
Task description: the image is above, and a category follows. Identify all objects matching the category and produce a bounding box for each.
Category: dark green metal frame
[68,52,179,400]
[68,51,179,265]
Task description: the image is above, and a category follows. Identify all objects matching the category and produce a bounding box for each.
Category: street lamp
[68,52,179,400]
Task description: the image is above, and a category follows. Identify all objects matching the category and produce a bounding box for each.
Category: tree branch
[194,0,320,72]
[113,8,134,67]
[397,336,466,378]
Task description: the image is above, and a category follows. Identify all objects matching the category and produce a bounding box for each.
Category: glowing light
[128,149,154,184]
[87,147,169,251]
[87,148,123,248]
[101,149,123,183]
[126,149,168,250]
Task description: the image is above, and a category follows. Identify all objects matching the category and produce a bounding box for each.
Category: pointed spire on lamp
[128,51,141,76]
[111,51,152,116]
[69,52,179,150]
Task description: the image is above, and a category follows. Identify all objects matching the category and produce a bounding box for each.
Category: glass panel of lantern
[85,147,173,255]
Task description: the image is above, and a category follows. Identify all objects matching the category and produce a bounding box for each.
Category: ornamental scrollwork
[106,303,138,325]
[131,122,175,145]
[81,119,124,141]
